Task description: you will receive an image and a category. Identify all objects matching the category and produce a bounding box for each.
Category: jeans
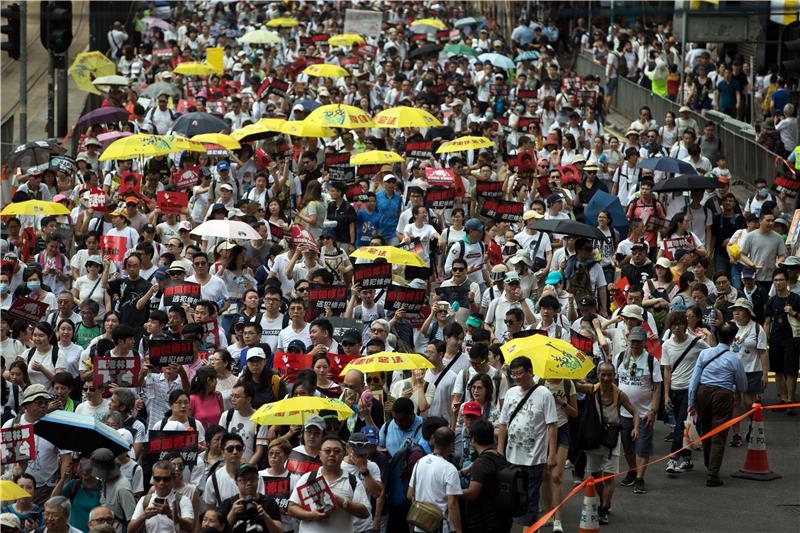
[516,463,545,526]
[730,263,743,290]
[713,253,731,279]
[670,389,691,457]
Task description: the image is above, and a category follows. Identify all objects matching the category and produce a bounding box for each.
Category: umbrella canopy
[171,112,228,136]
[500,335,595,379]
[91,75,129,90]
[408,44,444,59]
[141,81,180,99]
[350,246,426,266]
[443,43,479,57]
[231,120,285,142]
[328,34,364,47]
[303,64,350,78]
[98,130,131,148]
[34,410,131,456]
[529,219,607,240]
[190,220,262,240]
[191,133,241,151]
[280,120,335,138]
[436,135,493,154]
[583,190,628,235]
[141,16,174,32]
[478,52,515,70]
[162,134,206,153]
[454,17,478,28]
[250,396,353,426]
[411,18,447,29]
[0,480,31,502]
[652,175,724,192]
[636,157,697,174]
[266,17,299,28]
[69,51,116,95]
[256,118,289,132]
[99,134,175,161]
[174,62,218,76]
[75,107,130,130]
[5,140,66,171]
[292,99,322,112]
[350,150,405,166]
[239,29,281,45]
[339,352,434,376]
[373,106,442,129]
[515,50,540,62]
[306,104,375,129]
[1,199,71,216]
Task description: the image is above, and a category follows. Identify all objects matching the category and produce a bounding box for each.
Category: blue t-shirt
[376,190,403,241]
[62,480,101,532]
[378,415,423,456]
[356,208,381,246]
[771,88,789,115]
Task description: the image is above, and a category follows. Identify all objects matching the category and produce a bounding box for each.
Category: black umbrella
[34,411,131,456]
[74,107,130,130]
[652,175,724,192]
[171,112,228,136]
[409,44,444,59]
[529,219,607,240]
[636,157,697,174]
[5,140,66,171]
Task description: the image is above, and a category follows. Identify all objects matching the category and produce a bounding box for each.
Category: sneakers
[552,519,564,533]
[678,458,694,471]
[620,472,636,487]
[598,506,609,525]
[706,475,724,487]
[633,478,647,494]
[730,433,743,447]
[663,430,674,442]
[665,458,679,473]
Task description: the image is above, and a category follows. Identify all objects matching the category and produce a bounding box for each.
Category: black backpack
[493,451,528,517]
[384,425,424,507]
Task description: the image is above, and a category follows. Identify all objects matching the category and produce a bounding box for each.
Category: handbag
[597,388,621,450]
[573,388,605,451]
[406,466,444,532]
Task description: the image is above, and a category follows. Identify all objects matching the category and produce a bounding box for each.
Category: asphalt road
[513,385,800,533]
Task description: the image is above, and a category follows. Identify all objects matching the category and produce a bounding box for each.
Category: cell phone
[152,497,166,506]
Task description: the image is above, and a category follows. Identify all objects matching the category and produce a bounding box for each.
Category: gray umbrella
[170,112,228,136]
[141,81,181,99]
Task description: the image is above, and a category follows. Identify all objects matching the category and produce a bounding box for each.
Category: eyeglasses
[366,376,382,383]
[157,100,167,104]
[267,450,285,457]
[193,261,208,267]
[510,370,529,379]
[225,445,244,453]
[91,517,114,524]
[153,476,172,483]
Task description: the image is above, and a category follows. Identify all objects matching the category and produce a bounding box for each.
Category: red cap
[462,401,483,417]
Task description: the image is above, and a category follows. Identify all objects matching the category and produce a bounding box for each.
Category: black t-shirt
[621,261,656,287]
[221,494,281,533]
[327,200,357,245]
[465,450,510,531]
[765,292,800,342]
[108,277,151,332]
[710,212,746,254]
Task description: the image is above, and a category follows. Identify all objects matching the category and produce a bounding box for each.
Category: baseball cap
[383,174,398,182]
[219,183,234,192]
[153,266,169,280]
[362,425,379,445]
[656,257,673,269]
[505,271,521,284]
[86,255,102,266]
[53,194,68,204]
[0,513,21,530]
[341,329,361,345]
[348,433,371,455]
[287,339,307,353]
[21,384,49,404]
[546,193,563,206]
[545,271,563,285]
[179,221,192,232]
[464,218,484,232]
[466,315,483,328]
[462,401,483,417]
[304,415,325,431]
[628,326,647,341]
[125,196,139,205]
[84,137,102,147]
[245,347,267,360]
[141,223,156,233]
[210,203,228,215]
[523,210,543,221]
[578,295,597,309]
[236,463,259,477]
[741,268,756,279]
[217,160,230,171]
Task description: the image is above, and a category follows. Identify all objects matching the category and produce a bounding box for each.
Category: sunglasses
[83,387,96,392]
[451,267,465,272]
[504,319,515,325]
[153,476,172,482]
[225,445,244,453]
[366,376,382,383]
[341,341,356,347]
[296,287,308,293]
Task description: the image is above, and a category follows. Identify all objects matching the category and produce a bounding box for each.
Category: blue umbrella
[636,156,696,174]
[478,53,515,70]
[293,99,322,112]
[584,190,628,239]
[515,50,540,62]
[34,410,131,456]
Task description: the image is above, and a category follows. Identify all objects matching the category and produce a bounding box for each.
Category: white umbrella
[92,75,130,88]
[239,29,281,45]
[190,220,261,240]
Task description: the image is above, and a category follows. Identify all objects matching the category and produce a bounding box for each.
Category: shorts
[621,416,653,458]
[605,77,618,95]
[557,423,571,448]
[769,339,800,376]
[585,443,620,474]
[745,371,764,395]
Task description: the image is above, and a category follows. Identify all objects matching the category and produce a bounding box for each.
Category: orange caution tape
[524,402,800,532]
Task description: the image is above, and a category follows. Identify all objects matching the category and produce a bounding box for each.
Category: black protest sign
[148,339,195,366]
[356,164,381,177]
[324,152,352,181]
[435,285,471,308]
[385,284,426,315]
[261,475,292,515]
[353,262,392,289]
[327,317,364,341]
[269,79,290,98]
[143,430,200,489]
[405,141,432,159]
[344,180,368,202]
[163,281,201,307]
[308,284,350,312]
[475,180,504,198]
[480,199,524,223]
[287,449,322,475]
[425,187,456,209]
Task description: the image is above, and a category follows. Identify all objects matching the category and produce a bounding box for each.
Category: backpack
[158,415,198,432]
[1,381,20,425]
[447,240,486,264]
[384,425,424,507]
[646,280,674,334]
[307,467,357,493]
[26,345,60,369]
[565,255,596,304]
[615,51,628,77]
[491,450,528,517]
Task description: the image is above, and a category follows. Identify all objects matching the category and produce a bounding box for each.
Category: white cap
[246,347,267,360]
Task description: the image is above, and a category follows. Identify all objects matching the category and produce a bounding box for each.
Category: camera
[243,495,256,515]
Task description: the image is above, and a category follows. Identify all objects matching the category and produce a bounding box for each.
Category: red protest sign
[7,297,49,325]
[173,167,200,191]
[612,277,630,310]
[119,172,142,194]
[87,188,107,211]
[101,235,127,262]
[268,223,285,242]
[344,181,368,202]
[93,356,141,388]
[327,354,360,383]
[425,168,454,187]
[353,262,392,289]
[156,191,188,214]
[517,89,537,100]
[661,236,694,261]
[385,284,427,315]
[642,322,662,361]
[570,329,594,354]
[176,99,199,114]
[559,165,580,186]
[425,187,456,209]
[273,352,312,383]
[356,164,381,177]
[148,339,195,366]
[308,284,350,312]
[1,424,36,465]
[163,281,201,308]
[290,225,318,250]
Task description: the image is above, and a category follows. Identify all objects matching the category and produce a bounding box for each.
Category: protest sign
[425,168,454,187]
[143,430,199,487]
[355,164,381,177]
[327,317,364,341]
[269,79,290,98]
[100,235,127,262]
[56,223,73,246]
[268,223,285,243]
[287,449,322,475]
[0,425,36,465]
[385,284,426,315]
[173,167,200,191]
[156,191,188,215]
[661,236,694,260]
[93,356,141,388]
[353,262,392,289]
[119,172,142,194]
[50,155,77,175]
[327,353,360,383]
[274,353,313,383]
[570,329,594,354]
[344,180,369,202]
[7,296,49,325]
[611,277,630,310]
[344,8,383,37]
[290,225,317,249]
[163,281,201,308]
[425,187,456,209]
[295,471,336,511]
[308,284,350,312]
[148,339,196,366]
[261,475,292,515]
[559,165,580,186]
[643,322,662,361]
[324,152,352,181]
[0,260,13,278]
[475,180,504,198]
[786,209,800,246]
[405,141,433,159]
[200,319,220,357]
[435,285,471,308]
[517,89,537,100]
[480,199,524,222]
[87,188,107,211]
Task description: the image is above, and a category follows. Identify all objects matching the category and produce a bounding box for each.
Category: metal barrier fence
[575,53,780,188]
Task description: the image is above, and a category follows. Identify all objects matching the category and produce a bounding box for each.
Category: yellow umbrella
[500,335,595,380]
[99,134,175,161]
[1,199,71,216]
[339,352,434,376]
[69,51,116,95]
[239,29,281,45]
[328,34,365,47]
[350,246,426,267]
[350,150,405,166]
[163,134,207,152]
[173,62,217,76]
[191,133,241,151]
[411,18,447,29]
[280,120,336,138]
[373,106,442,128]
[266,17,299,28]
[303,64,350,78]
[0,480,31,501]
[231,122,281,142]
[250,396,353,426]
[435,135,494,154]
[306,104,375,129]
[255,118,288,132]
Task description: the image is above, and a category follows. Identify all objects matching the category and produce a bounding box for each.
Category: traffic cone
[731,403,782,481]
[578,480,600,533]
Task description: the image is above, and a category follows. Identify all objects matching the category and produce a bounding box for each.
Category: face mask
[27,281,40,291]
[516,105,525,112]
[0,284,7,294]
[757,188,768,198]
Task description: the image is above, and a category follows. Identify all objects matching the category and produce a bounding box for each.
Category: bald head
[88,505,114,528]
[433,427,455,453]
[343,369,365,392]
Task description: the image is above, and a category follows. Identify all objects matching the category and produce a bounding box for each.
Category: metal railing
[575,52,780,188]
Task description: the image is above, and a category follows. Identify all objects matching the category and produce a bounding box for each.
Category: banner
[308,284,350,312]
[173,167,200,191]
[163,281,201,308]
[435,285,471,308]
[570,329,593,354]
[148,339,196,366]
[274,353,312,383]
[405,141,433,159]
[559,165,580,186]
[295,469,336,511]
[327,317,364,341]
[50,155,77,175]
[0,424,36,465]
[93,356,141,388]
[101,235,127,262]
[353,263,392,289]
[425,168,454,187]
[287,449,322,475]
[87,188,107,211]
[269,79,290,98]
[385,284,426,315]
[6,297,49,325]
[119,172,142,195]
[156,191,188,215]
[324,152,352,181]
[425,187,456,209]
[343,8,384,37]
[480,199,524,222]
[475,180,504,198]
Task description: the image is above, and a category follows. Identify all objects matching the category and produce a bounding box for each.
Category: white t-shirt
[409,454,462,530]
[131,490,194,533]
[271,251,294,295]
[290,470,370,533]
[259,313,286,352]
[403,223,437,268]
[424,368,458,423]
[106,226,140,253]
[218,409,266,461]
[203,466,238,507]
[497,384,558,466]
[185,275,229,304]
[276,323,312,352]
[661,335,709,390]
[731,321,767,373]
[119,460,144,494]
[26,348,68,391]
[341,460,381,533]
[616,351,663,418]
[74,275,106,316]
[75,399,110,423]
